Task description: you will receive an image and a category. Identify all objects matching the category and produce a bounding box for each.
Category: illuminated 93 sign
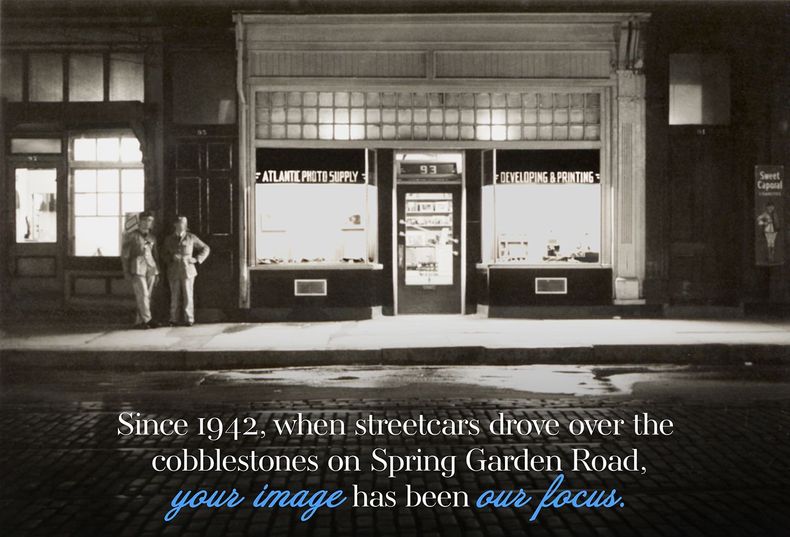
[399,163,458,176]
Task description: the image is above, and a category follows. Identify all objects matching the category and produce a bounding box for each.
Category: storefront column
[613,69,647,303]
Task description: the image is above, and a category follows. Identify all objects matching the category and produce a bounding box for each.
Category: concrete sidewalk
[2,316,790,371]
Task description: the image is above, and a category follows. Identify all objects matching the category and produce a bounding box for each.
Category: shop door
[5,161,65,310]
[667,128,737,304]
[396,184,462,313]
[169,130,237,312]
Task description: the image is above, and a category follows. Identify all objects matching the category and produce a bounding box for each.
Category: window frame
[2,49,146,104]
[253,148,378,268]
[483,147,606,268]
[67,130,145,259]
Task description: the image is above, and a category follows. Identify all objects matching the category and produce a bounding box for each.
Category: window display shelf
[476,262,608,269]
[252,262,383,271]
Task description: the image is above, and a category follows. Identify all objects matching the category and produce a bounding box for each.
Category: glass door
[397,184,462,314]
[6,160,65,308]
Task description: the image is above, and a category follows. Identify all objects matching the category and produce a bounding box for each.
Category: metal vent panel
[535,277,568,295]
[294,279,327,296]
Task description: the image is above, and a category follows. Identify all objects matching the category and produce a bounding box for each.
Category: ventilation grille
[294,279,327,296]
[535,277,568,295]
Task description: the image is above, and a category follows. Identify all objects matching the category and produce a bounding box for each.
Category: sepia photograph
[0,0,788,535]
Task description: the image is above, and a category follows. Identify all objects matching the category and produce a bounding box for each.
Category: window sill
[476,262,610,270]
[252,262,383,271]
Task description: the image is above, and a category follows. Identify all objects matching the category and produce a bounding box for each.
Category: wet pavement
[1,363,789,536]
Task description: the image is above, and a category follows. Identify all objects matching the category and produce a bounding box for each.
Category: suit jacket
[121,230,159,277]
[162,232,210,280]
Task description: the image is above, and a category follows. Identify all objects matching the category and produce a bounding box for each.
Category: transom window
[70,134,144,256]
[669,53,730,125]
[1,51,145,103]
[255,91,601,142]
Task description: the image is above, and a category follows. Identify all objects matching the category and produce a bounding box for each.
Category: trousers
[169,276,195,323]
[131,274,157,324]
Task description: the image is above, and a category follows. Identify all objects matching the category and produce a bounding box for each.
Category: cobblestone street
[1,365,789,536]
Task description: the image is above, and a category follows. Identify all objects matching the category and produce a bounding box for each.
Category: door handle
[398,219,406,225]
[453,250,460,256]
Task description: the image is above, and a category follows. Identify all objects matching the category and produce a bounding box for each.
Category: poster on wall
[256,148,367,184]
[754,165,784,266]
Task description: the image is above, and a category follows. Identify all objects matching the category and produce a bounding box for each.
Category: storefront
[249,147,381,320]
[0,26,162,315]
[234,12,648,319]
[478,148,613,316]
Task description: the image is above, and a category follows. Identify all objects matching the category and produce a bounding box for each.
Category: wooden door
[169,132,237,312]
[667,128,738,304]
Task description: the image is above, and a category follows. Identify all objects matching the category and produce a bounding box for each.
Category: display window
[255,148,377,266]
[482,149,602,265]
[15,168,58,243]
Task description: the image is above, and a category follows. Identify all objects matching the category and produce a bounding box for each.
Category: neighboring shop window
[1,53,24,102]
[255,149,377,265]
[108,53,145,101]
[70,134,145,256]
[669,54,730,125]
[15,168,58,243]
[482,150,601,265]
[255,91,600,142]
[69,53,104,102]
[29,53,64,102]
[2,51,144,103]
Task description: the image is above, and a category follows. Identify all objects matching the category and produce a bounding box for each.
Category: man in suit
[121,211,159,329]
[163,216,210,326]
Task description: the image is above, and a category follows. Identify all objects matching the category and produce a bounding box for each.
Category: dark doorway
[667,128,738,304]
[168,128,237,314]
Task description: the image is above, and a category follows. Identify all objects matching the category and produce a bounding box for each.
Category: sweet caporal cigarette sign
[755,165,784,266]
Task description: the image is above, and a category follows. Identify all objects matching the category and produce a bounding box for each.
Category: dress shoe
[183,321,194,327]
[146,320,159,328]
[134,323,149,330]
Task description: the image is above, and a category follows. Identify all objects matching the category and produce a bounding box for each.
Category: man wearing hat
[162,216,211,326]
[121,211,159,329]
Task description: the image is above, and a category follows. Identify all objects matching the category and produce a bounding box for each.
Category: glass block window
[255,91,601,141]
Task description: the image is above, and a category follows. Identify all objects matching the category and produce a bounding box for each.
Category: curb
[1,344,788,372]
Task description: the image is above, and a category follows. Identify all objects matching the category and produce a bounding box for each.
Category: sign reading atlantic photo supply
[492,149,600,185]
[256,148,367,184]
[754,165,784,266]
